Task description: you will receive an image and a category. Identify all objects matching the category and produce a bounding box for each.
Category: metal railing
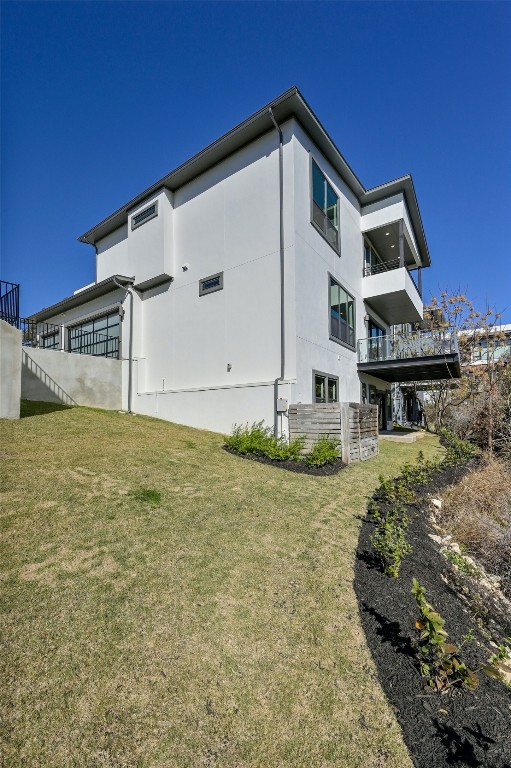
[68,328,119,358]
[0,280,20,328]
[363,260,422,297]
[20,319,119,358]
[363,258,401,277]
[357,328,459,364]
[21,319,62,349]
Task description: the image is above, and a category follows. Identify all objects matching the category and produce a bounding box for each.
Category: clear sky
[1,1,510,321]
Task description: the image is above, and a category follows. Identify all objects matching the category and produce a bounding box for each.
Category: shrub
[305,436,339,468]
[411,579,478,691]
[437,427,477,467]
[371,506,412,578]
[225,422,304,462]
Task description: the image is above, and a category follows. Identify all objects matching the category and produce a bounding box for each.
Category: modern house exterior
[24,87,459,436]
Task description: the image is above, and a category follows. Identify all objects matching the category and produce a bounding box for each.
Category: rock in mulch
[355,462,511,768]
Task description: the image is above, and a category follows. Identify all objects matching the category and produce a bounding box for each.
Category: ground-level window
[329,276,355,348]
[68,312,120,358]
[313,370,339,403]
[311,159,340,252]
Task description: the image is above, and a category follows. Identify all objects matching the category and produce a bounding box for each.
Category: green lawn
[0,403,443,767]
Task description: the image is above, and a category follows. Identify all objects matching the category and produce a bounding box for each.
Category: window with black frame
[311,159,340,252]
[314,371,338,404]
[68,312,120,358]
[41,331,59,350]
[329,277,355,348]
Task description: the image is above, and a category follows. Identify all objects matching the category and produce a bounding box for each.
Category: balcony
[357,328,461,382]
[362,259,423,325]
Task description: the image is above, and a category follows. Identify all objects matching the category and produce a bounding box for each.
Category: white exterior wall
[96,189,174,287]
[131,128,292,432]
[290,121,390,406]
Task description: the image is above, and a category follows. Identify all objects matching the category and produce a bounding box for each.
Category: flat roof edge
[28,275,134,322]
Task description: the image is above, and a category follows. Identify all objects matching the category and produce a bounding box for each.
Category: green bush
[371,507,412,578]
[305,436,339,468]
[437,427,477,467]
[225,424,340,467]
[225,422,304,462]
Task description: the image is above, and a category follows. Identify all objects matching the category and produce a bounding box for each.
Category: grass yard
[0,403,443,767]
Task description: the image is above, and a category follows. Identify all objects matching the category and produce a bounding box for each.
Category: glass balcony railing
[357,328,459,364]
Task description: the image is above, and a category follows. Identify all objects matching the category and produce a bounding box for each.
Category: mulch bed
[355,459,511,768]
[223,446,345,476]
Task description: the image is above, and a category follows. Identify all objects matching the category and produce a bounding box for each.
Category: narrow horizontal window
[199,272,223,296]
[131,202,158,230]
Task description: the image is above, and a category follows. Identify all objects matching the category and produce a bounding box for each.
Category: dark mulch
[355,459,511,768]
[222,445,345,476]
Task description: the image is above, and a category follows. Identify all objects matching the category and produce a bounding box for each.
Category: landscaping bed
[355,456,511,768]
[223,445,345,475]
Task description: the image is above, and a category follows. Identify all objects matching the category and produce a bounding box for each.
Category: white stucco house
[26,87,459,435]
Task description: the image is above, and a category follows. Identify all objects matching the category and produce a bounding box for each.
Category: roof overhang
[27,275,134,322]
[361,176,430,267]
[77,87,429,266]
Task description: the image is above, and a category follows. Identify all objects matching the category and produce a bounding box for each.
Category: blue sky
[2,1,510,320]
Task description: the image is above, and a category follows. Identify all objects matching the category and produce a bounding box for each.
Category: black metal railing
[20,319,119,358]
[0,280,20,328]
[21,319,62,349]
[68,328,119,358]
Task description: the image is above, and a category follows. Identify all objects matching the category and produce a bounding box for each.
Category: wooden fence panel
[289,402,379,463]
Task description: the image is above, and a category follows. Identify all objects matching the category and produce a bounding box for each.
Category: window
[311,159,340,252]
[313,371,339,404]
[41,331,59,350]
[68,312,120,358]
[368,318,386,361]
[131,202,158,230]
[329,277,355,348]
[199,272,223,296]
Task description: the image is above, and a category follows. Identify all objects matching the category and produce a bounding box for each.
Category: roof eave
[28,275,134,322]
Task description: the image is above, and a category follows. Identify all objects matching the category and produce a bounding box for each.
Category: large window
[330,277,355,348]
[313,371,339,404]
[68,312,120,358]
[311,159,340,252]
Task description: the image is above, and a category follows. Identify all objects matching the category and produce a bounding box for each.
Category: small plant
[131,487,162,505]
[305,436,339,468]
[443,547,482,578]
[371,507,412,578]
[484,639,511,686]
[411,578,478,691]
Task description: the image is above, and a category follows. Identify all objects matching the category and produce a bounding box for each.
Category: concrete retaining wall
[21,348,122,409]
[0,320,22,419]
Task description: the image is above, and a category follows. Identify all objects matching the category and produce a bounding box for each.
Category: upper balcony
[357,328,461,382]
[361,194,426,325]
[362,257,423,325]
